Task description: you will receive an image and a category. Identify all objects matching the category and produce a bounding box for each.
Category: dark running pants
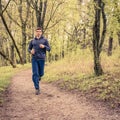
[32,58,45,90]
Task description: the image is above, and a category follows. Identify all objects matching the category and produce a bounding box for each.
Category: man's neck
[36,36,41,39]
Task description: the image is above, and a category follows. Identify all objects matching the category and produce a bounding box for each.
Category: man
[28,27,51,95]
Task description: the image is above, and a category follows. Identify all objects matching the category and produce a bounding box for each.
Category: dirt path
[0,69,120,120]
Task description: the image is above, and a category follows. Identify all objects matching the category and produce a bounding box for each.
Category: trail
[0,69,120,120]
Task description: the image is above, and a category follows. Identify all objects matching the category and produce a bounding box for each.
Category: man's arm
[28,40,33,53]
[44,40,51,52]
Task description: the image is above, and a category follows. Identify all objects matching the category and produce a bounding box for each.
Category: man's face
[35,29,42,37]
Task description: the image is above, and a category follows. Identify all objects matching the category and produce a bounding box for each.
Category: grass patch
[44,49,120,108]
[0,64,31,104]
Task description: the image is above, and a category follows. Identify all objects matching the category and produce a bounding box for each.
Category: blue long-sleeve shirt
[28,36,51,60]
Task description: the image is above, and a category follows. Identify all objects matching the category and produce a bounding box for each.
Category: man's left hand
[40,44,45,48]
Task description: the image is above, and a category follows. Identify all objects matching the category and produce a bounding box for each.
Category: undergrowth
[44,49,120,108]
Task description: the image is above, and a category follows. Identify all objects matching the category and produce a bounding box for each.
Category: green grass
[43,49,120,108]
[0,64,31,104]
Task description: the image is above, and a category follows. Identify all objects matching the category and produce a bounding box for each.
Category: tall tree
[27,0,64,32]
[0,0,23,65]
[6,0,31,63]
[93,0,107,76]
[18,0,30,63]
[114,1,120,46]
[27,0,47,29]
[108,33,113,56]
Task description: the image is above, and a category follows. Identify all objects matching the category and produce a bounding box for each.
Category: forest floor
[0,69,120,120]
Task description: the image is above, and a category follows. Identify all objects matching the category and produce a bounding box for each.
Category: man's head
[35,27,42,38]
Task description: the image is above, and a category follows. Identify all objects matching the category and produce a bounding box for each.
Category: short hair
[36,27,42,31]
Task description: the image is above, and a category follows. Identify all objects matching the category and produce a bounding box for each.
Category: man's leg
[32,58,40,91]
[38,60,45,80]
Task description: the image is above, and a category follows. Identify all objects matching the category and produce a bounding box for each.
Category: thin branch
[64,29,73,36]
[44,1,64,31]
[0,50,16,68]
[6,10,21,27]
[45,19,63,31]
[2,0,11,14]
[30,0,38,9]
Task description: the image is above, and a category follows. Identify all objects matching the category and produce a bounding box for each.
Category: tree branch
[44,1,64,31]
[0,50,16,68]
[0,14,23,64]
[6,10,21,27]
[2,0,11,14]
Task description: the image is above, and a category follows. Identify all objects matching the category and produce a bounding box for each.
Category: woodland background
[0,0,120,107]
[0,0,120,74]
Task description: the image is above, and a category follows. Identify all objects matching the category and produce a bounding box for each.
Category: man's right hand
[31,49,35,54]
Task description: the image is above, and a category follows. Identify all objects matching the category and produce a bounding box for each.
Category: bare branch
[6,10,21,27]
[44,1,64,31]
[45,19,63,31]
[64,29,73,36]
[2,0,11,14]
[0,50,16,68]
[27,0,38,9]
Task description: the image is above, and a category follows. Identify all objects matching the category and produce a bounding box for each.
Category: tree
[6,0,32,64]
[27,0,64,31]
[114,1,120,46]
[108,32,113,56]
[0,0,23,65]
[17,0,30,63]
[93,0,107,76]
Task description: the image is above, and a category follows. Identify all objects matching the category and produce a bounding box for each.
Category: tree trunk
[94,53,103,76]
[93,0,106,76]
[22,25,27,63]
[83,27,86,48]
[108,36,113,56]
[1,15,23,64]
[10,45,15,65]
[36,0,47,29]
[93,0,103,76]
[18,0,30,64]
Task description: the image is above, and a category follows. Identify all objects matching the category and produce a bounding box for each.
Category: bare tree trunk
[83,27,86,48]
[93,0,106,76]
[108,36,113,56]
[1,15,23,64]
[114,2,120,47]
[22,25,27,63]
[10,45,15,65]
[6,47,9,66]
[0,0,23,65]
[18,0,30,64]
[35,0,47,29]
